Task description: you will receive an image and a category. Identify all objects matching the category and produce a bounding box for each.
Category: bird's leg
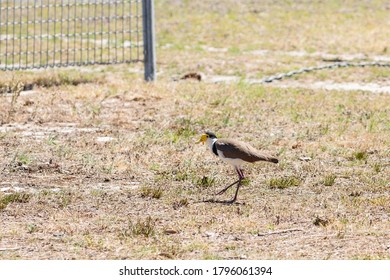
[226,169,244,204]
[215,167,242,196]
[238,168,245,180]
[215,179,240,195]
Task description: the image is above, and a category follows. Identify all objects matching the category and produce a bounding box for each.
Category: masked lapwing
[196,131,278,203]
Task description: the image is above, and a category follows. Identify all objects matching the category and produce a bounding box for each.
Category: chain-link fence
[0,0,155,79]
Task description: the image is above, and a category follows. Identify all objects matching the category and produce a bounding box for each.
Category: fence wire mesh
[0,0,143,70]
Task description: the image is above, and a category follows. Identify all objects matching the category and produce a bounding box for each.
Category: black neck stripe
[212,141,218,156]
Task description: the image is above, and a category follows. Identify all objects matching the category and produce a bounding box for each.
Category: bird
[196,131,278,203]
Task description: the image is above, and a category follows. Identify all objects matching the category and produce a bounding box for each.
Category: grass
[121,217,156,238]
[353,151,368,161]
[172,198,189,210]
[0,193,31,210]
[269,176,300,189]
[140,186,163,199]
[157,0,389,53]
[196,176,215,188]
[13,151,34,166]
[0,0,389,260]
[323,174,336,186]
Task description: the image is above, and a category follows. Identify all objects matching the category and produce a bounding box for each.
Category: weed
[88,103,102,119]
[149,163,161,172]
[196,176,215,188]
[55,144,72,160]
[0,192,31,210]
[353,151,368,161]
[240,178,250,186]
[140,186,163,199]
[224,244,237,250]
[58,191,74,208]
[228,47,240,54]
[82,153,97,168]
[159,244,182,259]
[16,152,33,165]
[349,191,362,197]
[372,163,382,173]
[122,216,156,238]
[46,134,59,146]
[319,123,330,136]
[0,133,6,141]
[336,230,346,239]
[173,198,189,209]
[269,176,300,189]
[84,235,105,250]
[174,169,190,182]
[5,80,24,123]
[210,96,229,107]
[290,110,301,123]
[222,113,231,126]
[323,174,336,186]
[33,71,95,88]
[367,197,390,208]
[367,118,377,132]
[27,224,38,234]
[313,216,329,227]
[203,254,222,260]
[266,224,276,231]
[167,117,197,143]
[102,162,115,174]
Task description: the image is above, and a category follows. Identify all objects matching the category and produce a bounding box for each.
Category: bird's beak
[196,134,207,144]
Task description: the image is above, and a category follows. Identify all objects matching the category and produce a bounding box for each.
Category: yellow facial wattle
[196,134,208,144]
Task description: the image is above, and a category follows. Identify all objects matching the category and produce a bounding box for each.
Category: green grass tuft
[173,198,189,209]
[27,224,38,234]
[372,163,382,173]
[17,152,33,165]
[196,176,215,188]
[269,176,300,189]
[323,174,336,186]
[122,217,156,238]
[353,151,368,161]
[140,186,163,199]
[0,192,31,210]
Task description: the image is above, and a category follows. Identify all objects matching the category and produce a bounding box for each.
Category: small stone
[299,156,312,162]
[205,231,218,238]
[164,229,178,235]
[53,232,65,238]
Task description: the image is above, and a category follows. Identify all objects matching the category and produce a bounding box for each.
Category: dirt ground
[0,0,389,260]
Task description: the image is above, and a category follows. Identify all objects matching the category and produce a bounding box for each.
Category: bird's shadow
[192,179,244,205]
[194,198,244,205]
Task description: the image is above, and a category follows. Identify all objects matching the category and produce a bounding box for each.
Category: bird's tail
[256,153,279,164]
[267,157,279,164]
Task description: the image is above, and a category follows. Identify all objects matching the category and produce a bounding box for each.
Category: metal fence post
[142,0,156,81]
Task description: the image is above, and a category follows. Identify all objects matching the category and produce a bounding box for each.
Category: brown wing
[215,139,278,163]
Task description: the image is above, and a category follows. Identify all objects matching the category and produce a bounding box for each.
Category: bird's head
[196,131,217,144]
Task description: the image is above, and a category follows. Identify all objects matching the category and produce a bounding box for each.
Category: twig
[0,247,20,251]
[257,228,304,237]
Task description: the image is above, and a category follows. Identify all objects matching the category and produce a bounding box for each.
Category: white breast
[206,137,218,152]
